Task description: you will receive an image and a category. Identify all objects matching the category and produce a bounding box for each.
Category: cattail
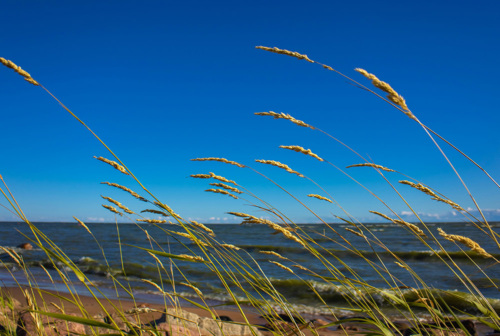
[280,145,323,161]
[94,156,129,175]
[102,204,123,216]
[344,227,366,238]
[438,228,492,258]
[205,188,238,199]
[73,216,92,235]
[100,182,147,202]
[399,180,464,211]
[154,202,181,218]
[137,219,167,224]
[259,250,287,260]
[209,183,243,194]
[255,111,314,129]
[190,220,215,236]
[191,157,245,168]
[369,211,426,238]
[346,163,395,172]
[307,194,333,203]
[355,68,414,120]
[141,209,171,217]
[269,261,294,274]
[0,57,39,86]
[255,46,314,63]
[101,196,134,214]
[255,159,304,177]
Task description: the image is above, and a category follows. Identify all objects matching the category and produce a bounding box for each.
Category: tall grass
[0,47,499,336]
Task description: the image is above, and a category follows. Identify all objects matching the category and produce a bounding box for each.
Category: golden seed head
[178,254,205,262]
[355,68,414,119]
[0,57,39,86]
[255,159,304,177]
[102,204,123,216]
[141,209,171,217]
[172,231,192,239]
[191,157,245,168]
[147,252,164,268]
[190,220,215,236]
[100,182,147,201]
[395,261,410,270]
[73,216,92,235]
[399,180,464,211]
[369,211,426,237]
[179,282,203,296]
[220,243,241,250]
[344,227,366,238]
[279,145,324,161]
[209,172,236,185]
[346,163,395,172]
[141,279,165,293]
[101,195,134,214]
[205,188,238,199]
[254,111,314,129]
[190,174,213,179]
[255,46,314,63]
[438,228,492,258]
[307,194,333,203]
[154,201,181,218]
[259,250,287,260]
[227,212,259,223]
[292,264,309,271]
[137,219,167,224]
[24,77,40,86]
[249,218,307,248]
[209,183,242,194]
[0,247,22,266]
[94,156,129,175]
[269,260,294,273]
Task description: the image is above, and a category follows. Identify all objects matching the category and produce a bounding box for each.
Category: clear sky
[1,0,499,223]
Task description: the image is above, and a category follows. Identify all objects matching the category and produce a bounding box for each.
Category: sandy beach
[0,285,496,336]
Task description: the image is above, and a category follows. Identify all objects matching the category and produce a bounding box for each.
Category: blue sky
[1,0,499,223]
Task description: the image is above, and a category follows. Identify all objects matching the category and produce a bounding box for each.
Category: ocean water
[0,221,499,316]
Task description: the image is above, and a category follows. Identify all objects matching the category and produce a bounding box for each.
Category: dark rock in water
[17,243,32,250]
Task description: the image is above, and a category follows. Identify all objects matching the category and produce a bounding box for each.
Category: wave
[267,278,500,314]
[239,244,500,262]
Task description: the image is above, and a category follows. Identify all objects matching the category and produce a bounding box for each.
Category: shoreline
[0,285,496,336]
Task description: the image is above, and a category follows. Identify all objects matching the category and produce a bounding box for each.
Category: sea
[1,221,499,317]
